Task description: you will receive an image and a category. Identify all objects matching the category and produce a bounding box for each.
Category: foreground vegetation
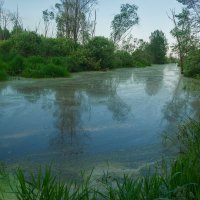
[0,119,200,200]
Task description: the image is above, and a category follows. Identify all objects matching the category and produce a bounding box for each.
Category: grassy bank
[0,119,200,199]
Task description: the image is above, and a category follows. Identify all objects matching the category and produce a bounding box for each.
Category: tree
[42,9,54,37]
[0,0,12,40]
[169,9,196,72]
[10,6,23,36]
[170,0,200,76]
[53,0,97,43]
[177,0,200,32]
[132,39,152,67]
[11,31,42,56]
[86,36,115,69]
[149,30,168,64]
[111,4,139,44]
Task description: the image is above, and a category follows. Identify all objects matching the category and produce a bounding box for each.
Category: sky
[3,0,183,45]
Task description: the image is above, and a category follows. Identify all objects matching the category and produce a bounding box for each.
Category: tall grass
[0,119,200,200]
[15,168,97,200]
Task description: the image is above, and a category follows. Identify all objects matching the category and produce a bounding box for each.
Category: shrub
[26,56,47,65]
[42,63,69,77]
[0,59,8,81]
[86,36,115,70]
[132,49,152,67]
[184,49,200,77]
[8,55,25,76]
[0,70,8,81]
[23,63,69,78]
[41,37,77,57]
[0,40,13,55]
[114,50,135,68]
[11,31,41,56]
[67,48,101,72]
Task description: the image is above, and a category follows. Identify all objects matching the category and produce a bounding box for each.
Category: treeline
[0,0,169,81]
[0,31,167,80]
[170,0,200,78]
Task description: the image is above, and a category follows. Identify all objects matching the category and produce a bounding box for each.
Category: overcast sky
[4,0,183,44]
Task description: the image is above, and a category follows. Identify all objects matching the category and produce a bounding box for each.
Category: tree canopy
[111,4,139,43]
[149,30,168,64]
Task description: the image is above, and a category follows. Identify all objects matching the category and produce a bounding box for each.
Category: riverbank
[0,34,153,82]
[1,119,200,199]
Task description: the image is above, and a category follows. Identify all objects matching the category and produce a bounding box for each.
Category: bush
[0,59,8,81]
[86,36,115,70]
[0,70,8,81]
[42,63,69,77]
[132,49,152,67]
[11,31,41,56]
[184,49,200,77]
[23,63,69,78]
[41,37,77,57]
[114,50,135,68]
[0,40,13,55]
[26,56,47,65]
[8,55,25,76]
[66,48,101,72]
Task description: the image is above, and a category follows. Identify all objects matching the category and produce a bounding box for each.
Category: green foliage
[15,167,96,200]
[11,31,42,56]
[149,30,168,64]
[111,4,139,43]
[54,0,97,43]
[86,37,115,69]
[8,55,25,76]
[41,37,77,57]
[170,9,193,72]
[132,49,151,67]
[0,28,10,40]
[0,69,8,81]
[176,0,200,33]
[0,26,155,80]
[0,58,8,81]
[22,63,69,78]
[114,50,135,68]
[184,49,200,77]
[0,39,13,55]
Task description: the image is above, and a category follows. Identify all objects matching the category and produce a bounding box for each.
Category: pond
[0,64,200,179]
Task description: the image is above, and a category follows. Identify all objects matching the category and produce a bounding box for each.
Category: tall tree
[53,0,97,43]
[42,9,54,37]
[149,30,168,64]
[111,4,139,44]
[0,0,12,40]
[177,0,200,32]
[170,9,194,72]
[11,5,23,35]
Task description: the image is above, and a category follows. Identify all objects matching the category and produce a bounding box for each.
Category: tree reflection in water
[131,65,164,96]
[1,65,200,174]
[50,72,132,155]
[162,77,200,129]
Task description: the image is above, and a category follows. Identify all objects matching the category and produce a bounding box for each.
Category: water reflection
[162,77,200,124]
[0,64,200,174]
[131,65,165,96]
[51,90,89,155]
